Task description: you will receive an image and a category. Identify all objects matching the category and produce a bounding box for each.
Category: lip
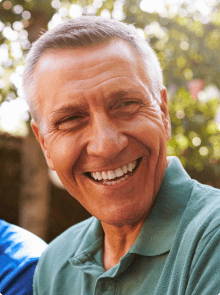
[84,157,143,187]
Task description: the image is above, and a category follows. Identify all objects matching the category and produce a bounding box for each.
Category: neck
[101,217,145,271]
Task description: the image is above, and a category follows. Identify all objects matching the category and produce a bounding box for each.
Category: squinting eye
[119,101,139,107]
[111,100,141,116]
[66,116,79,121]
[120,101,135,107]
[59,116,80,124]
[57,114,86,130]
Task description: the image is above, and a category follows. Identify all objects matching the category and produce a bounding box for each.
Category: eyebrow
[51,105,85,116]
[107,89,144,100]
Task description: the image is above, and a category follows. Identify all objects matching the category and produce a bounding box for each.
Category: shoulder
[157,180,220,293]
[48,216,96,250]
[191,180,220,203]
[36,216,96,268]
[33,216,102,295]
[184,187,220,293]
[33,216,98,293]
[176,181,220,248]
[158,182,220,293]
[187,181,220,228]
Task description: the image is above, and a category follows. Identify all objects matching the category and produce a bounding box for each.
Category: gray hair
[22,16,163,127]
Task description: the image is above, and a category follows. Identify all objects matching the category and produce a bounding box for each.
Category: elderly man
[22,16,220,294]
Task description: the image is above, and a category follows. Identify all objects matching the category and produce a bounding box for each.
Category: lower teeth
[103,174,129,185]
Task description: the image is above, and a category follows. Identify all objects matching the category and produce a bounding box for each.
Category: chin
[97,205,150,227]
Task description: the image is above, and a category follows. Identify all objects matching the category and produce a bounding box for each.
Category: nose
[86,114,128,159]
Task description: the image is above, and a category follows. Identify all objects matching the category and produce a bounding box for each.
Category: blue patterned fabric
[0,220,47,295]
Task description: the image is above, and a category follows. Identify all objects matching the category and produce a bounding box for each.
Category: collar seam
[71,236,102,260]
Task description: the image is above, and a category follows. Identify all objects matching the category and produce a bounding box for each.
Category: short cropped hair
[22,16,163,127]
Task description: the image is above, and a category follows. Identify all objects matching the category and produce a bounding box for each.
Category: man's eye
[115,100,141,110]
[60,116,80,124]
[110,100,141,117]
[66,116,79,121]
[119,101,139,107]
[57,115,85,130]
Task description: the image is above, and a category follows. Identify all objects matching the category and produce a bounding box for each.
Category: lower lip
[88,157,143,188]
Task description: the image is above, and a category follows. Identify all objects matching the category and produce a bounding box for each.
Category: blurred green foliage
[1,0,220,174]
[168,88,220,172]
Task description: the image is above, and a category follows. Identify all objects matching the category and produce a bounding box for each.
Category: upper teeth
[91,160,137,181]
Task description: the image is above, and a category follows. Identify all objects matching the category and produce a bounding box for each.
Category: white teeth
[122,165,128,174]
[91,172,97,180]
[90,159,139,183]
[103,175,130,186]
[96,172,102,180]
[128,163,133,172]
[108,171,116,180]
[115,168,124,177]
[102,171,108,180]
[132,161,137,169]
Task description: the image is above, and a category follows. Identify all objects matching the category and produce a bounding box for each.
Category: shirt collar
[72,217,103,258]
[129,156,193,256]
[69,218,104,275]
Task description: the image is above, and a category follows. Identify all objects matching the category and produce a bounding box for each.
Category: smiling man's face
[31,39,171,226]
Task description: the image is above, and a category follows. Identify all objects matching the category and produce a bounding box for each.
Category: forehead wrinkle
[60,60,133,84]
[63,75,136,92]
[63,70,118,86]
[55,68,148,107]
[38,49,132,79]
[61,58,125,72]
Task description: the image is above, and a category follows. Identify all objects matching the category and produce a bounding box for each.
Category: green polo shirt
[33,157,220,294]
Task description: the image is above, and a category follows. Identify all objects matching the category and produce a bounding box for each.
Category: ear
[159,87,171,142]
[31,120,55,170]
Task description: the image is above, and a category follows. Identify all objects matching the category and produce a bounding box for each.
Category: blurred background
[0,0,220,243]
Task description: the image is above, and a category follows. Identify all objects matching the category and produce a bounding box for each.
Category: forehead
[34,39,144,77]
[33,40,149,113]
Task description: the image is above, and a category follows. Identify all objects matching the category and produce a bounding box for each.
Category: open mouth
[85,157,142,186]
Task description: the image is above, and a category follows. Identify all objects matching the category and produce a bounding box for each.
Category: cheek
[47,133,83,173]
[126,118,166,147]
